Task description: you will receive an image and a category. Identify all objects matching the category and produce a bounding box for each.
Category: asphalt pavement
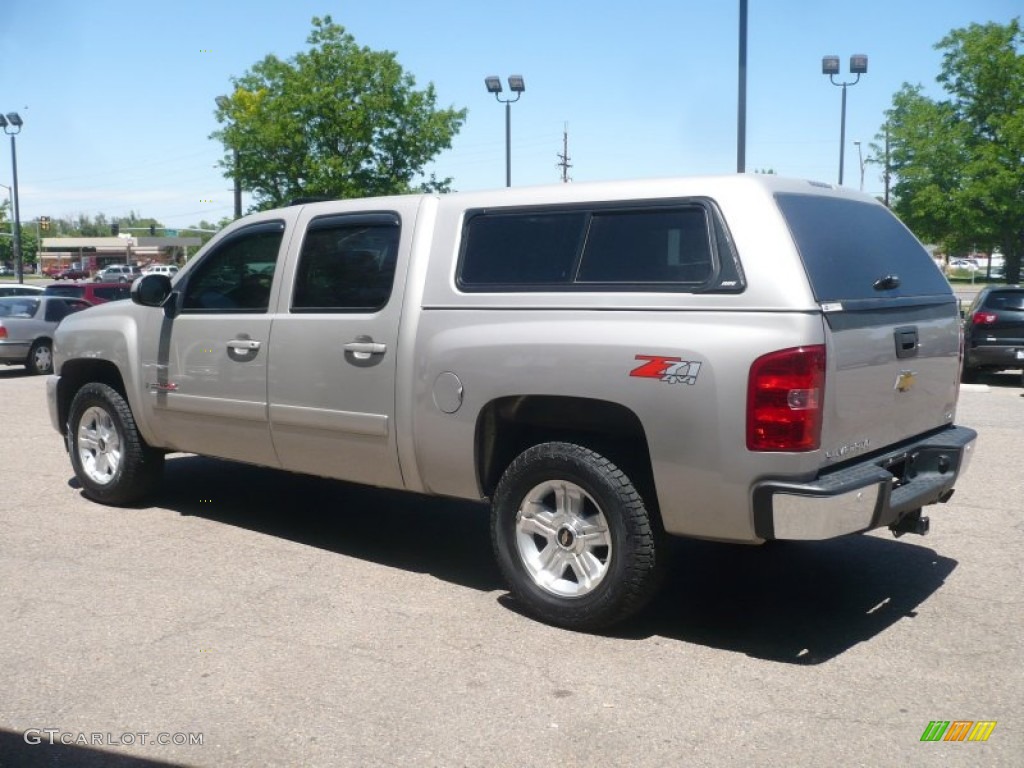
[0,368,1021,767]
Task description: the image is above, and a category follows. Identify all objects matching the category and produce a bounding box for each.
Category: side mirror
[131,274,172,308]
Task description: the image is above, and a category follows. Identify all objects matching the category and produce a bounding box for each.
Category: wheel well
[57,359,127,432]
[476,395,657,510]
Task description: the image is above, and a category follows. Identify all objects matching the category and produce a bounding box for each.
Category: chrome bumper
[752,425,977,540]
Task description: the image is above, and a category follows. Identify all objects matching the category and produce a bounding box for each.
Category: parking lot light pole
[853,140,865,191]
[485,75,526,187]
[822,55,867,186]
[0,112,24,283]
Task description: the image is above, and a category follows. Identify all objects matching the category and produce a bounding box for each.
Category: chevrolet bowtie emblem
[895,371,916,392]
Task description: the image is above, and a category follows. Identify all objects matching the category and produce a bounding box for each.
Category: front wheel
[67,383,164,505]
[491,442,666,631]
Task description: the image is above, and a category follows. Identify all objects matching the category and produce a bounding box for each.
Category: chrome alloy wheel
[76,406,123,485]
[515,480,612,598]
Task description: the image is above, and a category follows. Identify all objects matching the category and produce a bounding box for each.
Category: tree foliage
[880,18,1024,282]
[212,15,467,210]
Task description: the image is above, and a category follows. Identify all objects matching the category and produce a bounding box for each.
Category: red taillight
[972,312,998,325]
[747,345,826,452]
[0,324,6,339]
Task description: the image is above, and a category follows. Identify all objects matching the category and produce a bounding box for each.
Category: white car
[0,282,46,298]
[949,259,979,271]
[143,265,179,278]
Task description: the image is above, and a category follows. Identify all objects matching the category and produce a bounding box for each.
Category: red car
[44,282,131,304]
[52,266,90,281]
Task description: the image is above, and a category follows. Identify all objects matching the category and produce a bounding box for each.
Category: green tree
[879,18,1024,282]
[212,15,467,210]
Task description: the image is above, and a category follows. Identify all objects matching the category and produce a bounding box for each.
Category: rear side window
[45,299,80,322]
[291,213,401,313]
[577,208,712,284]
[44,285,78,298]
[458,201,736,292]
[775,194,951,302]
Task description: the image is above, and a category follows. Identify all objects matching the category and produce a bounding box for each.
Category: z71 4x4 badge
[630,355,702,385]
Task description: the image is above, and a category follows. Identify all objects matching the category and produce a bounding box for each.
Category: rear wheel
[67,383,164,505]
[491,442,666,631]
[26,340,53,375]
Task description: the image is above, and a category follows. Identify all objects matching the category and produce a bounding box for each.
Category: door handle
[227,339,262,351]
[343,341,387,355]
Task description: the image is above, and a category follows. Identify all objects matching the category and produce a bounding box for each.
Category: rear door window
[291,214,401,313]
[775,194,951,302]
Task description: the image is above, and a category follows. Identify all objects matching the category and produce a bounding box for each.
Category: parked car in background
[0,266,13,277]
[142,264,179,278]
[962,285,1024,384]
[0,295,91,374]
[0,283,46,297]
[44,282,132,305]
[53,266,90,281]
[94,264,142,283]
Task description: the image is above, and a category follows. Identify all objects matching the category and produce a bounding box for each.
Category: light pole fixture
[853,140,865,191]
[485,75,526,187]
[822,54,867,186]
[0,112,24,283]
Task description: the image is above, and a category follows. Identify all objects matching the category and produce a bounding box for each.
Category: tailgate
[822,300,960,458]
[775,192,960,459]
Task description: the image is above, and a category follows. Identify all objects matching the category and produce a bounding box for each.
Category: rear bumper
[965,343,1024,369]
[0,340,31,363]
[752,425,977,540]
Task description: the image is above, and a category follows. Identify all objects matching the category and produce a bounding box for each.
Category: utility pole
[883,124,891,207]
[557,122,572,183]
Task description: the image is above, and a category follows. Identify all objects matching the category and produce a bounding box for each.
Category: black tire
[26,340,53,375]
[67,383,164,505]
[960,353,978,384]
[491,442,666,631]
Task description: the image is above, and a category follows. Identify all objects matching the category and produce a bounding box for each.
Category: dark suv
[44,282,132,305]
[962,285,1024,384]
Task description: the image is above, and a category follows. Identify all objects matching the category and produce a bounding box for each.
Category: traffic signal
[111,223,119,236]
[39,216,50,231]
[149,224,156,236]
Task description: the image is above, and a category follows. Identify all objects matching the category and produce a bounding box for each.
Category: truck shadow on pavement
[156,454,502,593]
[619,535,958,664]
[145,455,956,666]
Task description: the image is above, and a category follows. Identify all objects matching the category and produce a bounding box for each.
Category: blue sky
[0,0,1019,228]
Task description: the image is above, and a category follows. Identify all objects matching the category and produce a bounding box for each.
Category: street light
[822,54,867,186]
[484,75,526,187]
[0,112,24,283]
[853,140,865,191]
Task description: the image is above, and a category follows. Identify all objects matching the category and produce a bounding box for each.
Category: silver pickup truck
[47,175,977,630]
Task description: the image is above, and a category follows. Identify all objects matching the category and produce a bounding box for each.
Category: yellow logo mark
[895,371,916,392]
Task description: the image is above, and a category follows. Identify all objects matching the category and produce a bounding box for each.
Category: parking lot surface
[1,369,1021,767]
